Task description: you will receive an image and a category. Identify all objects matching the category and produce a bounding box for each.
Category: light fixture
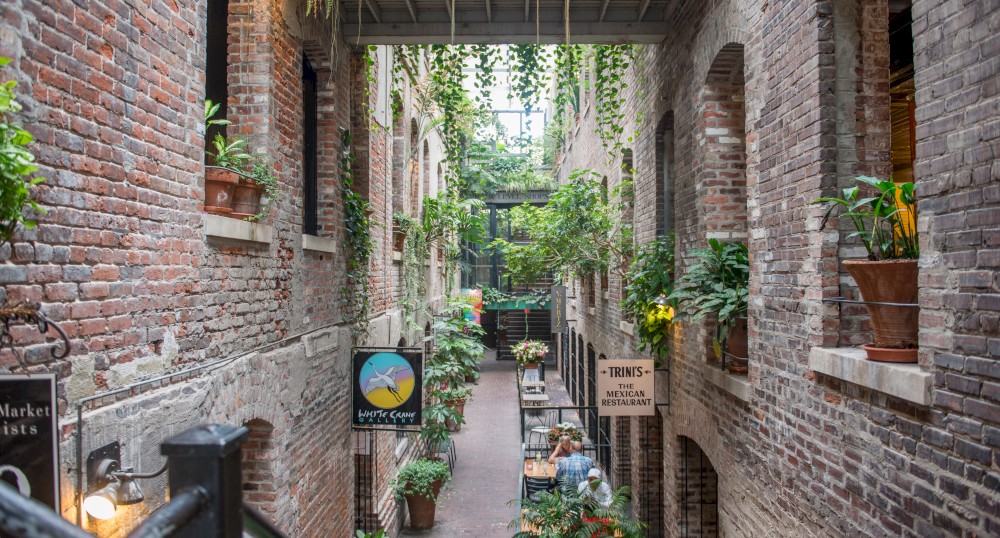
[83,480,119,520]
[652,295,669,306]
[83,442,164,519]
[652,296,675,321]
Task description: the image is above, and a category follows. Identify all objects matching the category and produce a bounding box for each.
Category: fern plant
[0,57,46,250]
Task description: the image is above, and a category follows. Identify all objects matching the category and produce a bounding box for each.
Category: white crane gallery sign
[596,360,655,416]
[352,348,423,427]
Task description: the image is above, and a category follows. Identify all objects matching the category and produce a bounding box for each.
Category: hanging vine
[593,44,637,156]
[339,128,374,338]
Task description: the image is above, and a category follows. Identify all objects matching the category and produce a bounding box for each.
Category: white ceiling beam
[524,0,530,22]
[444,0,453,22]
[364,0,382,23]
[342,21,668,44]
[598,0,610,22]
[404,0,418,22]
[637,0,651,21]
[486,0,492,23]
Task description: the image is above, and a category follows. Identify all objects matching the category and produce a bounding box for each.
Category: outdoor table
[523,457,557,479]
[521,393,549,405]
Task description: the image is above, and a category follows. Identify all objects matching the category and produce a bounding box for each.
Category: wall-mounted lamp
[83,442,166,520]
[652,296,676,321]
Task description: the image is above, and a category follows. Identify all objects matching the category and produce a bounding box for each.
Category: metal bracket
[86,441,120,491]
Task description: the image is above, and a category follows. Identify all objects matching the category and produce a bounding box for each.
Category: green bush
[391,458,450,502]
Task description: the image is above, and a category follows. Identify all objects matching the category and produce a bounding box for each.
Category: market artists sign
[0,373,60,510]
[596,360,655,416]
[352,348,423,427]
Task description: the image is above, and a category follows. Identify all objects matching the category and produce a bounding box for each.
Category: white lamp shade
[83,482,119,520]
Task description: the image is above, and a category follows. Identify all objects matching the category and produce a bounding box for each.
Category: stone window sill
[587,307,596,315]
[392,251,403,263]
[302,234,337,254]
[619,321,634,336]
[602,291,610,300]
[808,347,931,406]
[702,362,750,402]
[205,214,272,244]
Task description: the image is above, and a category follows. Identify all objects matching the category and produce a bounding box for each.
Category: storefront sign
[0,373,60,510]
[352,348,423,427]
[551,285,567,332]
[596,360,654,416]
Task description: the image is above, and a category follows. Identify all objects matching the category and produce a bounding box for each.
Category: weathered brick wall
[0,1,445,536]
[559,0,1000,536]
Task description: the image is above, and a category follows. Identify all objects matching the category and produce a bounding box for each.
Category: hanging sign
[0,373,60,510]
[461,288,483,325]
[352,348,423,427]
[597,360,655,416]
[550,285,567,332]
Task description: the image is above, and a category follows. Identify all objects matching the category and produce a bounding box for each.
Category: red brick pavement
[399,351,522,537]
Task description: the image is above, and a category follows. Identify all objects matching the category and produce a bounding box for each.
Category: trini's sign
[596,360,655,416]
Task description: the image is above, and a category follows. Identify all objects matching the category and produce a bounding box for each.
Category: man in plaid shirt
[555,441,594,492]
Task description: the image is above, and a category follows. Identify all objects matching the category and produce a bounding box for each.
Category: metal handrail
[0,482,94,538]
[125,487,207,538]
[243,501,290,538]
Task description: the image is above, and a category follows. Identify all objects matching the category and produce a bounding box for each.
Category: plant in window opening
[622,235,676,367]
[0,57,46,251]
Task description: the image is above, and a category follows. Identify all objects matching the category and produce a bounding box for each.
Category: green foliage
[340,129,374,338]
[490,169,632,285]
[204,99,278,222]
[668,239,749,354]
[812,176,918,260]
[0,57,46,249]
[354,531,386,538]
[510,485,646,538]
[391,458,450,503]
[622,236,676,362]
[421,296,486,450]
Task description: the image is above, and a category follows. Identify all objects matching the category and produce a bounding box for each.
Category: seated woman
[548,435,572,464]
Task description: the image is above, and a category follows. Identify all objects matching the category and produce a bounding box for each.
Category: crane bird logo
[359,353,416,410]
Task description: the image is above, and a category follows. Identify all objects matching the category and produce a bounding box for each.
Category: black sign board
[0,374,59,510]
[352,348,423,427]
[551,284,567,332]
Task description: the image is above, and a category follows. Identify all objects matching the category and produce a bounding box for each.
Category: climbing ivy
[339,128,374,338]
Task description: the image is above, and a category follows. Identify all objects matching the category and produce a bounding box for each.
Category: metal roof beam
[364,0,382,23]
[637,0,651,21]
[486,0,492,23]
[598,0,609,22]
[404,0,417,22]
[342,21,668,44]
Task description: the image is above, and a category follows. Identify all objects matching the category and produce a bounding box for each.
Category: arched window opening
[656,113,675,237]
[677,436,718,537]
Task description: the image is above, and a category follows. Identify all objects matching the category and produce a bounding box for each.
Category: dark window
[205,0,229,146]
[302,54,319,235]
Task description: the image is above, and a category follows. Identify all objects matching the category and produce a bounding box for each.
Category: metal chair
[526,410,556,444]
[524,475,554,502]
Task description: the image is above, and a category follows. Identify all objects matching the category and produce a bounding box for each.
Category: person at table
[555,441,594,492]
[548,435,572,464]
[578,468,613,507]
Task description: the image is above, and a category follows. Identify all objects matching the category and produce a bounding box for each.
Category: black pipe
[0,481,95,538]
[125,487,207,538]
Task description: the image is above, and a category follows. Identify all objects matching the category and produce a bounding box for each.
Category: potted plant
[439,387,471,432]
[514,340,549,370]
[393,212,415,252]
[668,239,750,374]
[203,100,249,216]
[812,176,918,362]
[622,236,676,366]
[392,458,450,530]
[546,422,583,447]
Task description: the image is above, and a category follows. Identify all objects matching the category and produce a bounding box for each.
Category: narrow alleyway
[400,351,521,537]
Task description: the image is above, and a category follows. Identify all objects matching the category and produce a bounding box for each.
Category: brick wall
[558,0,1000,536]
[0,0,446,535]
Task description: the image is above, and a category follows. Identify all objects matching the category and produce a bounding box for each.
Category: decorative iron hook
[0,303,71,371]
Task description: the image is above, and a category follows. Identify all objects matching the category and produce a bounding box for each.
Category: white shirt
[578,479,613,507]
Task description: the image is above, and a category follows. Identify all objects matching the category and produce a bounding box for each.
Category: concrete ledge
[587,307,596,316]
[702,363,750,402]
[619,321,634,336]
[302,234,337,253]
[392,251,403,263]
[205,214,272,244]
[602,291,610,300]
[808,347,932,406]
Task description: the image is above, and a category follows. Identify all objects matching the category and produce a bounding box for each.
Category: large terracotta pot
[844,259,918,363]
[205,167,239,215]
[445,399,465,432]
[725,316,749,375]
[231,177,263,219]
[404,479,443,530]
[393,225,407,252]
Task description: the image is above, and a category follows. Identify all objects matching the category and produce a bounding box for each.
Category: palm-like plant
[510,484,646,538]
[812,175,918,260]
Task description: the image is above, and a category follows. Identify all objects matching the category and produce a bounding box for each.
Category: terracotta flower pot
[404,479,443,530]
[231,177,264,219]
[393,225,407,251]
[844,259,918,363]
[523,363,539,370]
[205,167,239,214]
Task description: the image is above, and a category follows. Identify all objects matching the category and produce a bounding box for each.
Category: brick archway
[242,418,277,519]
[676,435,718,537]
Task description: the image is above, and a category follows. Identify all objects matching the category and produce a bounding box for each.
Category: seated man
[555,441,594,492]
[578,468,613,507]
